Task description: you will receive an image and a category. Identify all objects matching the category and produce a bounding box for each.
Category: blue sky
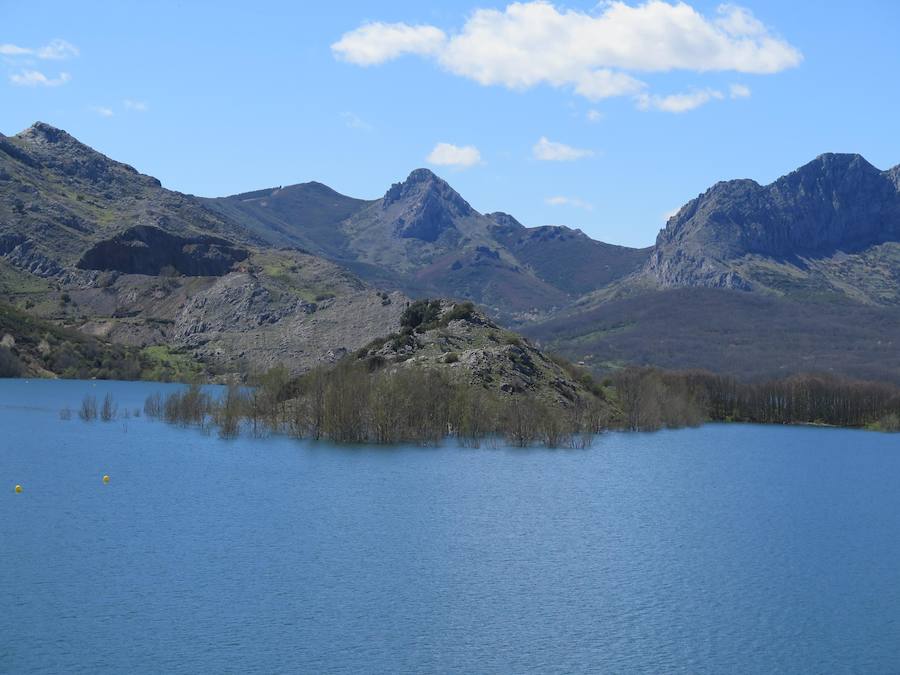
[3,1,900,247]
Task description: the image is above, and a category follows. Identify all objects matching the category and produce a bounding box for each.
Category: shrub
[443,302,475,323]
[400,299,442,331]
[0,347,23,377]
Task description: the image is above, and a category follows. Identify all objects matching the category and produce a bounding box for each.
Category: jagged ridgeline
[4,120,900,386]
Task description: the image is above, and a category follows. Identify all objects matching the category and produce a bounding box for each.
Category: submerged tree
[100,393,117,422]
[79,395,98,422]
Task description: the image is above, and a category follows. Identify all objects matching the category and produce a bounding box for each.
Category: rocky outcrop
[0,234,64,277]
[76,226,248,276]
[485,211,525,233]
[173,273,311,340]
[888,164,900,191]
[354,300,598,406]
[647,248,751,291]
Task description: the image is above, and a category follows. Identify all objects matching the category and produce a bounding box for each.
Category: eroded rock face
[649,153,900,289]
[647,249,752,291]
[76,226,248,276]
[0,234,63,277]
[173,273,309,341]
[888,165,900,191]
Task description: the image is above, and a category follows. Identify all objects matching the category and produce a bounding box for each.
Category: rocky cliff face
[649,153,900,289]
[77,226,249,276]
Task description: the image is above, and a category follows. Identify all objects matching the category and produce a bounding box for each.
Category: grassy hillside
[204,182,373,256]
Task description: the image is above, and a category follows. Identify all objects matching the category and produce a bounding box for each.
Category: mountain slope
[214,169,648,321]
[0,122,405,376]
[486,211,650,296]
[524,153,900,382]
[0,122,255,271]
[204,182,372,256]
[525,287,900,383]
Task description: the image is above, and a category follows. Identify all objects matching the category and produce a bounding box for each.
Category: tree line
[611,368,900,431]
[143,362,610,448]
[78,365,900,446]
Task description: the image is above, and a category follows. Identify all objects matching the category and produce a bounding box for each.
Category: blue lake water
[1,379,899,673]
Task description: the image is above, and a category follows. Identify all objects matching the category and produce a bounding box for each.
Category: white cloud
[332,22,446,65]
[91,106,114,118]
[1,39,78,59]
[715,3,767,37]
[333,2,801,103]
[123,99,148,111]
[426,142,482,168]
[546,195,593,210]
[9,70,71,87]
[573,68,645,101]
[586,109,604,123]
[36,39,79,60]
[340,111,372,130]
[533,136,593,161]
[729,83,751,99]
[637,88,724,113]
[0,44,31,56]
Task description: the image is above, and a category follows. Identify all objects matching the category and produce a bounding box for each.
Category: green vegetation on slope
[0,301,211,381]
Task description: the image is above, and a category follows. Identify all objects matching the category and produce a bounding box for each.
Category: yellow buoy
[14,484,22,494]
[102,475,110,484]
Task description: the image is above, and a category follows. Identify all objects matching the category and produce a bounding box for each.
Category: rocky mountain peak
[383,169,473,214]
[15,122,93,155]
[380,168,474,242]
[779,152,879,189]
[9,120,156,187]
[17,122,81,147]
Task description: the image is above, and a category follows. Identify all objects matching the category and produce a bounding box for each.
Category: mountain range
[2,121,900,382]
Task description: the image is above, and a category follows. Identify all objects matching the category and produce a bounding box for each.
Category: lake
[2,379,899,673]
